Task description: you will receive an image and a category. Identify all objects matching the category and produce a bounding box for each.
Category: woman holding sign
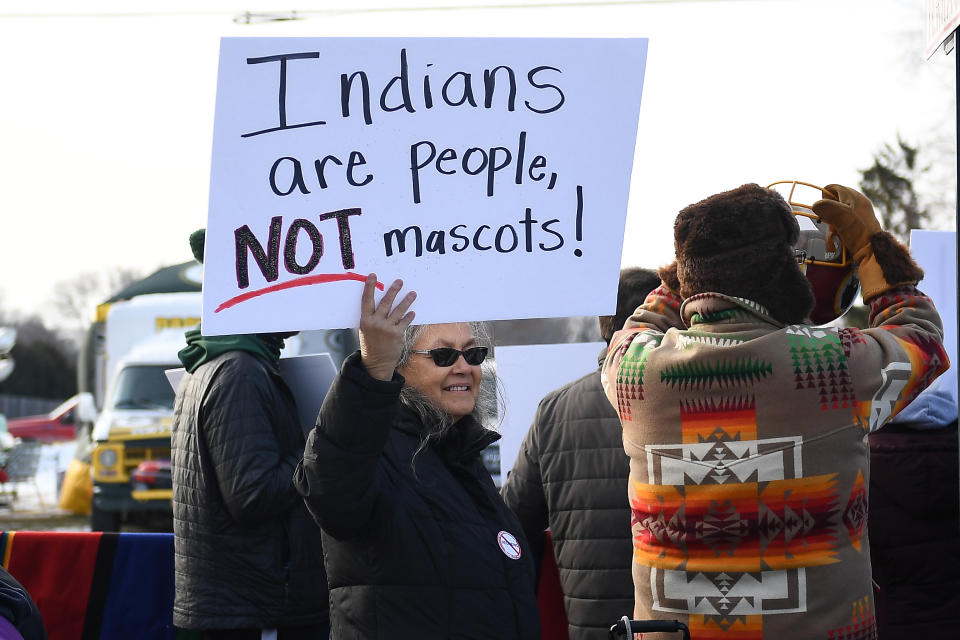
[295,274,540,639]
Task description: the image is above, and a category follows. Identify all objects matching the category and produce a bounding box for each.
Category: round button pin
[497,530,521,560]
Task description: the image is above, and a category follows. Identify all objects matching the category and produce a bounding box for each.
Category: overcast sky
[0,0,955,326]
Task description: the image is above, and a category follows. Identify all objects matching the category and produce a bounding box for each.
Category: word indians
[241,48,565,137]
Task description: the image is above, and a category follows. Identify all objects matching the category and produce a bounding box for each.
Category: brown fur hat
[673,183,814,324]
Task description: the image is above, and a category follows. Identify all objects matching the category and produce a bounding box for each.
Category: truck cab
[88,291,201,531]
[90,329,185,530]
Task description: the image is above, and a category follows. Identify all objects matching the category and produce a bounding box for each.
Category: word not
[234,209,360,288]
[269,151,373,196]
[409,131,555,204]
[242,49,565,137]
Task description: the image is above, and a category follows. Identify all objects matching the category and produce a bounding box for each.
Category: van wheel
[91,505,122,532]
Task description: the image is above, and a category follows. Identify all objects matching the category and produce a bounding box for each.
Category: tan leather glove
[811,184,881,259]
[812,184,922,301]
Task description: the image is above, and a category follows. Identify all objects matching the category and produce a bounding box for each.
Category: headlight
[98,448,118,468]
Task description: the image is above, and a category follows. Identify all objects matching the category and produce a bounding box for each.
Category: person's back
[502,267,659,639]
[612,294,891,636]
[604,184,948,638]
[170,230,328,638]
[172,347,328,633]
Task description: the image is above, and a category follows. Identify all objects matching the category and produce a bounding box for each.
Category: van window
[112,365,176,410]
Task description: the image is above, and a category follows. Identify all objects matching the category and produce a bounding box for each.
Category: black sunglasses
[410,346,489,367]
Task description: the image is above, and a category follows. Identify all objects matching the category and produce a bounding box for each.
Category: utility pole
[923,0,960,531]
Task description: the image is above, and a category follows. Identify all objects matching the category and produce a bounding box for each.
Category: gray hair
[398,322,502,471]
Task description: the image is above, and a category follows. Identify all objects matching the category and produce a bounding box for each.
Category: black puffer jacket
[868,420,960,638]
[0,566,47,640]
[294,352,540,639]
[171,350,328,630]
[501,363,633,640]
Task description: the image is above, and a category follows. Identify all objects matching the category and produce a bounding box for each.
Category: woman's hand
[359,273,417,381]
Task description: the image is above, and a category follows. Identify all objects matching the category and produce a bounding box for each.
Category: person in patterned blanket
[602,183,948,639]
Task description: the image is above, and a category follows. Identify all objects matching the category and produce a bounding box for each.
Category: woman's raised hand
[359,273,417,381]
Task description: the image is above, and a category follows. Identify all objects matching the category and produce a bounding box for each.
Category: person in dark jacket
[501,267,660,640]
[171,230,328,639]
[867,375,960,638]
[0,566,47,640]
[295,273,541,640]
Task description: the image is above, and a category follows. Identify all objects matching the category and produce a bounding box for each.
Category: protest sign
[495,341,606,478]
[910,229,957,406]
[925,0,960,58]
[202,37,647,334]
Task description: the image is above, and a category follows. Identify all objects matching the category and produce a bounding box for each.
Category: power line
[0,0,766,21]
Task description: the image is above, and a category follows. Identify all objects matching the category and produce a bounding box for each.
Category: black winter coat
[295,352,540,640]
[0,566,47,640]
[501,365,633,640]
[171,350,328,630]
[868,421,960,638]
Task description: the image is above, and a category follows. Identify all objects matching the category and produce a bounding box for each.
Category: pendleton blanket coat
[602,285,948,639]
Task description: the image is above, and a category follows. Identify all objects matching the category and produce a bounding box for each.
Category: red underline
[215,272,383,313]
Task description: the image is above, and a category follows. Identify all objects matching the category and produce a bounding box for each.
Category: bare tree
[50,267,143,330]
[875,0,956,233]
[0,314,78,400]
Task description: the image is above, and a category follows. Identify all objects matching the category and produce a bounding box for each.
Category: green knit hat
[189,228,205,264]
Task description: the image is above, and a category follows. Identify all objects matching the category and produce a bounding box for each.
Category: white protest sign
[910,229,957,406]
[925,0,960,58]
[279,352,339,437]
[203,38,647,335]
[495,341,606,478]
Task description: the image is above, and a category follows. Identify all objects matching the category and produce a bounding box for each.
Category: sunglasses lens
[430,348,460,367]
[463,347,488,365]
[426,346,488,366]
